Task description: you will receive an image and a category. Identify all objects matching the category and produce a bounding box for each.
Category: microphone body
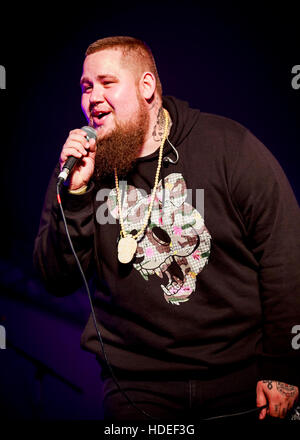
[57,126,97,186]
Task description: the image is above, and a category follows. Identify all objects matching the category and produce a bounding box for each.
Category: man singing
[34,36,300,421]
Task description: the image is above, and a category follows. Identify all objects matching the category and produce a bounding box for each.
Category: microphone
[57,126,97,187]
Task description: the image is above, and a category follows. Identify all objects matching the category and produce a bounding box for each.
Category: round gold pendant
[117,235,137,264]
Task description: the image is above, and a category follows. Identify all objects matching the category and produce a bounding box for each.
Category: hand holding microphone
[58,126,97,191]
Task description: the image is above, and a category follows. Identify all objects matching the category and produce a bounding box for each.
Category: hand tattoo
[262,380,273,390]
[276,382,297,398]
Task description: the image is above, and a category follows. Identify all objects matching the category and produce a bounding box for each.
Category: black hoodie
[34,96,300,386]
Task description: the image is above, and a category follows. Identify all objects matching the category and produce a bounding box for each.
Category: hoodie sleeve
[33,164,95,296]
[230,129,300,387]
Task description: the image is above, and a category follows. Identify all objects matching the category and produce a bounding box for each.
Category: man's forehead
[82,47,139,80]
[83,48,124,72]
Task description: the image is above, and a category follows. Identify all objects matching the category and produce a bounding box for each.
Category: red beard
[93,100,150,181]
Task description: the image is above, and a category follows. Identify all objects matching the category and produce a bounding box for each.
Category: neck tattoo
[115,108,170,264]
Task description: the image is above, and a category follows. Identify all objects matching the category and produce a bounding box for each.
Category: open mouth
[91,111,111,125]
[96,111,110,119]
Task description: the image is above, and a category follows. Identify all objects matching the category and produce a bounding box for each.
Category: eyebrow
[80,74,118,86]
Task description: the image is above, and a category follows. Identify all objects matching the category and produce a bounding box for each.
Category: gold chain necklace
[114,108,169,264]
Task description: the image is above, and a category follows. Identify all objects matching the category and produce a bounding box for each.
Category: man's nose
[90,86,105,104]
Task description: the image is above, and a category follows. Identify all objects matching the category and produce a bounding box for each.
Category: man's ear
[139,72,156,100]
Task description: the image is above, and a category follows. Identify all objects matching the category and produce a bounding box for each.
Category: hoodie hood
[137,96,201,164]
[163,96,201,146]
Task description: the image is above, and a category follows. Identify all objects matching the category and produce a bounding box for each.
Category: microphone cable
[57,182,269,422]
[56,182,157,420]
[200,404,268,421]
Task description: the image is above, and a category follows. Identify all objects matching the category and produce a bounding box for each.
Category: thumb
[256,381,268,420]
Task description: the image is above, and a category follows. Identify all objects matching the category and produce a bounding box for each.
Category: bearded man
[34,36,300,422]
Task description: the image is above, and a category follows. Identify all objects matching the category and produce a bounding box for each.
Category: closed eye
[80,82,92,93]
[102,80,117,87]
[99,74,118,86]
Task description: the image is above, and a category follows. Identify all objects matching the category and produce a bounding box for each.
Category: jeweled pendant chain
[114,108,169,263]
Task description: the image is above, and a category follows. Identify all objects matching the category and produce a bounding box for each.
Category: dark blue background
[0,1,299,421]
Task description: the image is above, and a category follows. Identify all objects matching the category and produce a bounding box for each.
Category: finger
[69,129,92,138]
[259,407,267,420]
[62,147,85,159]
[287,399,296,411]
[87,137,96,152]
[269,402,281,418]
[256,382,268,420]
[68,134,90,149]
[64,141,89,157]
[280,406,288,419]
[71,130,96,148]
[60,148,85,167]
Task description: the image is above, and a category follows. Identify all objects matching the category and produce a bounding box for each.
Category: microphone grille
[81,126,97,140]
